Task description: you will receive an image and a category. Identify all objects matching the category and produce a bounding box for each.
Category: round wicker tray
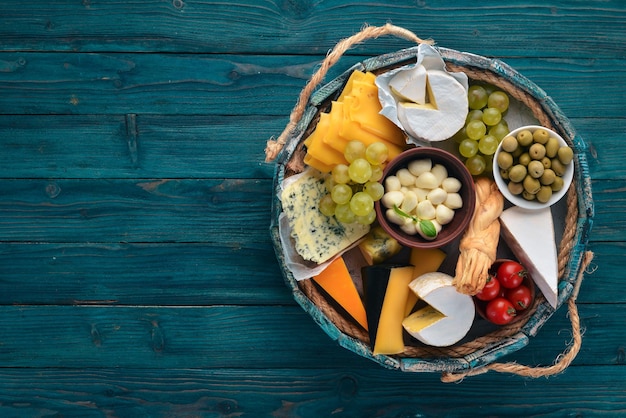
[267,25,594,381]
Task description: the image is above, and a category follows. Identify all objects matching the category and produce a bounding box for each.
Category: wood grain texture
[0,0,623,415]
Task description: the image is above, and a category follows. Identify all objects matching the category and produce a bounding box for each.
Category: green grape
[478,135,499,155]
[324,175,337,193]
[466,120,487,140]
[331,164,350,184]
[487,91,510,113]
[369,165,384,182]
[331,183,352,205]
[344,140,366,163]
[481,107,502,126]
[349,191,374,217]
[468,85,488,110]
[466,109,483,123]
[365,142,389,166]
[459,139,479,158]
[355,210,377,225]
[319,194,336,217]
[334,203,356,224]
[465,154,487,176]
[348,158,372,184]
[489,121,509,141]
[363,181,384,201]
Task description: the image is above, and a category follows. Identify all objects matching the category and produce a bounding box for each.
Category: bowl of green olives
[493,125,574,210]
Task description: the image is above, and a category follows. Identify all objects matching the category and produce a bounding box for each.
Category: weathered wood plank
[0,53,622,118]
[0,304,618,369]
[0,1,624,59]
[0,365,624,417]
[0,114,278,179]
[0,178,272,244]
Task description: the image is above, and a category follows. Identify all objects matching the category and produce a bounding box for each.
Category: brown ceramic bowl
[474,259,537,325]
[374,147,476,249]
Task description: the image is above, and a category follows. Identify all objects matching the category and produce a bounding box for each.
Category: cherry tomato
[505,285,533,311]
[486,297,517,325]
[496,261,527,289]
[475,275,501,301]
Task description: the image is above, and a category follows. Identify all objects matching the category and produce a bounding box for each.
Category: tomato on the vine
[505,285,533,311]
[486,297,517,325]
[475,275,501,301]
[496,261,527,289]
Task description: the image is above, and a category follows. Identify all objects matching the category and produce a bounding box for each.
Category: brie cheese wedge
[402,272,474,347]
[499,206,559,309]
[396,70,469,142]
[388,64,427,105]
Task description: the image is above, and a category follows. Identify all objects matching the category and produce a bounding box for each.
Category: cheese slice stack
[402,272,474,347]
[281,169,370,264]
[499,206,559,309]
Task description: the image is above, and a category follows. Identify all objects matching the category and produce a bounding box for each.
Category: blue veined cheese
[280,169,370,264]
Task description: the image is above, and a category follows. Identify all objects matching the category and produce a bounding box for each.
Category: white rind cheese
[388,64,427,105]
[499,206,559,309]
[280,169,370,264]
[396,70,469,142]
[403,272,474,347]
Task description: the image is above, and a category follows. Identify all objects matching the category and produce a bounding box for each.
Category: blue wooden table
[0,1,624,416]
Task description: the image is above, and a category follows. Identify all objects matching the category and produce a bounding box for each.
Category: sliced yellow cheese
[405,247,447,316]
[402,305,445,334]
[304,113,348,168]
[337,70,377,102]
[312,257,368,331]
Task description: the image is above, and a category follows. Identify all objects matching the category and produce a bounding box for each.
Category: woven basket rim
[269,45,594,374]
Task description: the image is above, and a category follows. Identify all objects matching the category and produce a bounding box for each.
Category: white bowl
[492,125,574,210]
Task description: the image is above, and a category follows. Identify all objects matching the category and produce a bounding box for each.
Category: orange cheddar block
[405,247,447,316]
[312,257,368,331]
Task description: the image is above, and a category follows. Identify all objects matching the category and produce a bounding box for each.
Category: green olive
[545,137,560,158]
[533,128,551,144]
[528,160,545,178]
[501,135,518,152]
[523,175,541,194]
[540,168,556,185]
[518,152,531,166]
[497,151,513,170]
[522,190,536,201]
[551,158,566,176]
[551,176,564,192]
[517,130,534,146]
[499,168,510,180]
[558,146,574,165]
[529,143,546,160]
[512,146,524,158]
[541,156,552,169]
[508,181,524,195]
[536,185,553,203]
[509,164,527,183]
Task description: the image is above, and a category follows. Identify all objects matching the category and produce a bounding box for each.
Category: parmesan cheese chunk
[499,206,559,309]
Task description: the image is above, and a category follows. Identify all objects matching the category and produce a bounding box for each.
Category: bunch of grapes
[454,85,511,176]
[319,140,390,225]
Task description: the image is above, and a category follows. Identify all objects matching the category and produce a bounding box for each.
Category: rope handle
[264,23,433,162]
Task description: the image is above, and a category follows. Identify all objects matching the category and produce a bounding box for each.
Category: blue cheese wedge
[281,169,370,264]
[499,206,559,309]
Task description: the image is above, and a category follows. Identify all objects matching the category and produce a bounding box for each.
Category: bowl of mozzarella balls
[375,147,476,249]
[493,125,574,210]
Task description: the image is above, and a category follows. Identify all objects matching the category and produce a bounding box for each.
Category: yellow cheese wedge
[403,248,447,316]
[312,257,368,331]
[337,70,377,102]
[304,113,348,168]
